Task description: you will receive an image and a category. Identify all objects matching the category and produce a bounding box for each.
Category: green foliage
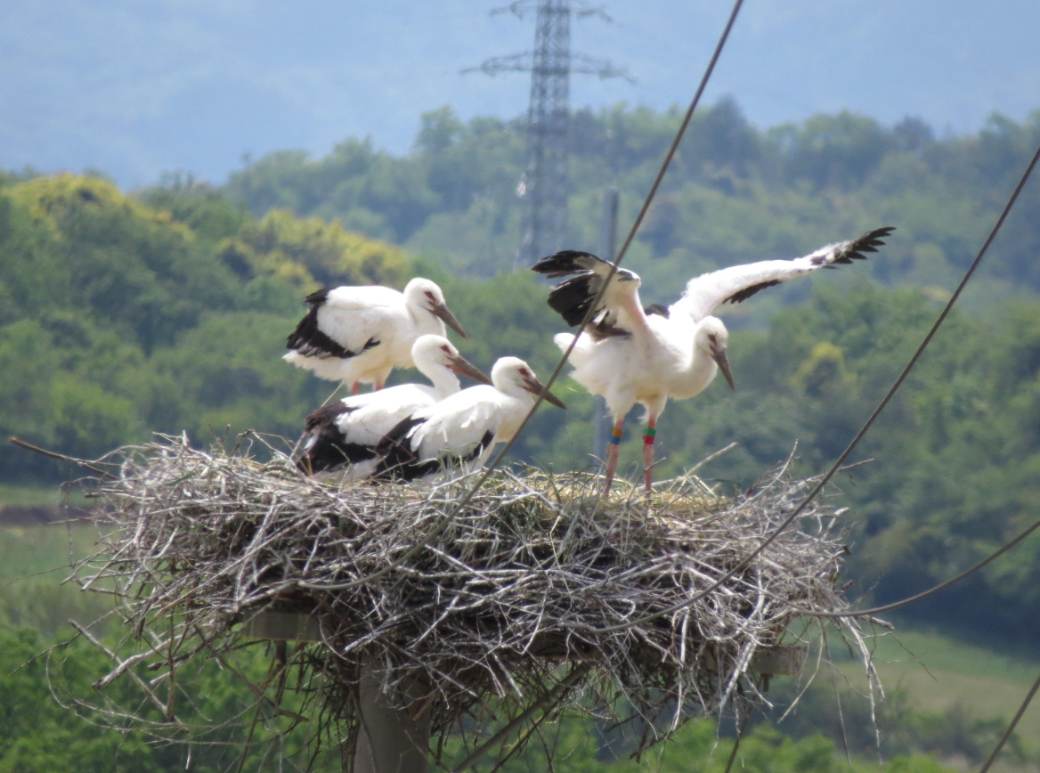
[139,176,250,250]
[0,173,403,484]
[0,623,339,773]
[223,102,1040,312]
[225,208,409,289]
[0,615,961,773]
[453,713,956,773]
[12,103,1040,769]
[3,174,240,353]
[8,104,1040,647]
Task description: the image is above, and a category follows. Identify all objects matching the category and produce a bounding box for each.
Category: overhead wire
[413,7,1040,769]
[326,0,748,594]
[585,133,1040,635]
[368,8,1040,756]
[800,508,1040,619]
[440,0,747,517]
[977,668,1040,773]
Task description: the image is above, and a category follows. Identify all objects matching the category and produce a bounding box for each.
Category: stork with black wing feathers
[284,278,468,393]
[532,226,894,495]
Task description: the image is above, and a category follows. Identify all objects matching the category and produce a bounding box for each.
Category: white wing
[669,227,894,322]
[409,386,505,462]
[335,384,438,446]
[314,285,412,357]
[373,385,505,481]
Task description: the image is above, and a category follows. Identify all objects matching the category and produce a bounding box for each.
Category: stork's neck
[413,307,446,336]
[425,366,461,400]
[618,290,653,335]
[667,334,719,400]
[403,286,433,330]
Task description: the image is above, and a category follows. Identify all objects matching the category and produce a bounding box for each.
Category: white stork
[284,278,467,392]
[532,226,894,494]
[296,335,491,480]
[373,357,566,482]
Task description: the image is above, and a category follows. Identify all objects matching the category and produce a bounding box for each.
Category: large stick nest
[69,433,883,764]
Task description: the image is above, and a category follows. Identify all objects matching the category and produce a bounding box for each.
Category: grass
[0,523,115,637]
[0,482,93,508]
[3,524,1039,769]
[878,628,1040,747]
[827,625,1040,770]
[0,523,101,583]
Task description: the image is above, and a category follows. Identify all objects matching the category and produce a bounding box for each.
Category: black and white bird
[284,278,468,392]
[373,357,566,482]
[295,335,491,480]
[532,226,894,494]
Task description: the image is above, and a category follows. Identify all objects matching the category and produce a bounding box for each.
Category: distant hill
[3,1,1040,187]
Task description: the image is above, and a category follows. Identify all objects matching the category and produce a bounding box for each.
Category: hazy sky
[2,0,1038,189]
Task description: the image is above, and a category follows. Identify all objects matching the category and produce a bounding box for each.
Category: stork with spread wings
[533,227,895,495]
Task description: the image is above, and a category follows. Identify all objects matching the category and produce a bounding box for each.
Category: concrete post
[354,655,431,773]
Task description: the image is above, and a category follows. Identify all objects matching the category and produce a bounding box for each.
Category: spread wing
[668,227,895,323]
[531,250,645,338]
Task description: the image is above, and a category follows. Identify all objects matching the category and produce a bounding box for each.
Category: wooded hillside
[3,102,1040,646]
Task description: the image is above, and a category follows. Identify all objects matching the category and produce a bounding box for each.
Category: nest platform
[69,434,884,766]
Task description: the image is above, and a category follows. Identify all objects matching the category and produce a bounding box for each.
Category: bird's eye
[708,335,717,345]
[441,346,451,354]
[425,291,436,301]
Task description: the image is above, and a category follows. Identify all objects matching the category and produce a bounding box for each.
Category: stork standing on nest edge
[532,226,895,496]
[284,278,468,393]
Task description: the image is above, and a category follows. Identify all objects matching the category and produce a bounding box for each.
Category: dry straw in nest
[66,433,884,765]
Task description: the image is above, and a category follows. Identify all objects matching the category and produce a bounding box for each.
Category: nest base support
[356,654,432,773]
[241,612,808,678]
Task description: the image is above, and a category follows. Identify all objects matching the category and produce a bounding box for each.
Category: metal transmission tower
[470,1,630,264]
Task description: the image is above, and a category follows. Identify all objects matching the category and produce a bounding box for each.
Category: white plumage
[296,335,490,481]
[374,357,566,482]
[284,277,467,391]
[533,227,894,494]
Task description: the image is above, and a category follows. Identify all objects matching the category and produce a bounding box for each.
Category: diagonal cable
[799,511,1040,619]
[447,0,747,517]
[977,668,1040,773]
[587,135,1040,634]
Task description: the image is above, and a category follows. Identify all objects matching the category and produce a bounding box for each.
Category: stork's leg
[642,417,658,492]
[603,421,624,496]
[351,382,360,395]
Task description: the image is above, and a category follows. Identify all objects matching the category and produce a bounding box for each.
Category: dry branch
[63,434,883,767]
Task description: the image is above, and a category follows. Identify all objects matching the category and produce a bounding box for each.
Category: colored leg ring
[643,427,656,445]
[609,427,623,445]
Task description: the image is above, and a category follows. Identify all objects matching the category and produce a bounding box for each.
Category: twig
[9,436,116,479]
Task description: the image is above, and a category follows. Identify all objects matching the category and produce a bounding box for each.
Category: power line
[444,0,746,516]
[467,0,631,265]
[585,132,1040,635]
[978,668,1040,773]
[458,0,1040,646]
[798,510,1040,619]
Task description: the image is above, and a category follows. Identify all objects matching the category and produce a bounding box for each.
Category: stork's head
[411,335,491,385]
[696,317,735,391]
[491,357,566,409]
[404,278,468,338]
